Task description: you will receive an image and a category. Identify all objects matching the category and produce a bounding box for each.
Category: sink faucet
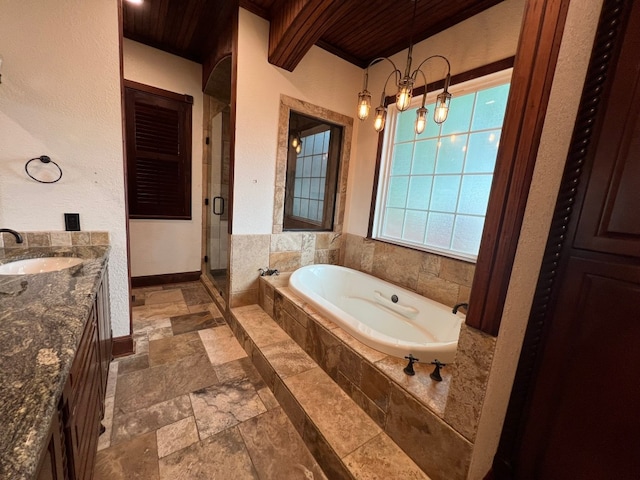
[452,302,468,314]
[0,229,23,244]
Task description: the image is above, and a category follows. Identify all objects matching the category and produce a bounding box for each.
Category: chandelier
[356,1,452,134]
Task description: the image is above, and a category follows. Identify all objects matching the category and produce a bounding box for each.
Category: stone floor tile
[111,395,193,446]
[199,325,247,366]
[262,339,317,378]
[239,408,327,480]
[158,427,259,480]
[285,367,381,458]
[181,285,213,306]
[213,356,265,392]
[117,354,149,376]
[105,361,118,398]
[133,332,149,354]
[132,315,172,335]
[233,305,289,347]
[145,289,185,305]
[170,311,218,335]
[190,377,266,440]
[97,395,115,452]
[133,303,189,328]
[94,431,159,480]
[148,326,174,341]
[156,416,199,458]
[148,331,206,367]
[257,386,279,410]
[344,433,430,480]
[115,354,217,414]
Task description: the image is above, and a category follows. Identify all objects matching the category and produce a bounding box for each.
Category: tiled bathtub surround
[228,232,342,308]
[0,230,110,248]
[258,276,476,479]
[341,233,473,308]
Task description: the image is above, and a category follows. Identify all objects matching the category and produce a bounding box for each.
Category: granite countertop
[0,245,110,480]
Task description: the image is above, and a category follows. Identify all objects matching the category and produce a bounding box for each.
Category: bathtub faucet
[403,354,419,376]
[430,360,446,382]
[258,267,279,276]
[452,302,468,314]
[0,229,23,244]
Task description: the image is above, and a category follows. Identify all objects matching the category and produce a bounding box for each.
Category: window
[124,80,193,219]
[372,70,511,261]
[284,111,342,231]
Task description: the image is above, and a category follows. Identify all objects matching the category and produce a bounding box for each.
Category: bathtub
[288,264,464,363]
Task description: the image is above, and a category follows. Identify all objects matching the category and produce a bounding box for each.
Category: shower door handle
[213,196,224,215]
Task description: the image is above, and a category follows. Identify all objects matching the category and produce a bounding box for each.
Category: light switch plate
[64,213,81,231]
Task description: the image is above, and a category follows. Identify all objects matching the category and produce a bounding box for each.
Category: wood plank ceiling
[123,0,504,78]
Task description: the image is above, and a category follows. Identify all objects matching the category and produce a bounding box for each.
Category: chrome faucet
[452,302,468,314]
[0,229,23,244]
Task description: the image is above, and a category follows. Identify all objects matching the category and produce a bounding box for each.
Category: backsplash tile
[0,230,110,249]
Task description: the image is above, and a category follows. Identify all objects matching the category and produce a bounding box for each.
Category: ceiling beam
[268,0,346,72]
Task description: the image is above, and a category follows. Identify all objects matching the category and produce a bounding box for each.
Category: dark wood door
[497,0,640,478]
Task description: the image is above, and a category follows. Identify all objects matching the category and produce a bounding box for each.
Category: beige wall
[0,0,129,337]
[123,39,204,277]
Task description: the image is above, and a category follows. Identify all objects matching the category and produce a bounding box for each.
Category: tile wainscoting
[0,230,110,248]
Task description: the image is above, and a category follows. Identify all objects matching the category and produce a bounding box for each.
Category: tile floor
[94,282,327,480]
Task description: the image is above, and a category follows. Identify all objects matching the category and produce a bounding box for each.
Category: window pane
[430,175,460,213]
[465,131,501,173]
[312,133,324,154]
[387,176,409,208]
[407,176,432,210]
[472,83,510,130]
[293,198,300,216]
[300,198,309,218]
[440,92,474,135]
[309,200,319,221]
[301,178,311,198]
[302,157,312,176]
[452,215,485,254]
[458,174,492,215]
[383,208,405,238]
[294,178,302,197]
[425,212,454,248]
[302,136,312,155]
[395,108,417,143]
[391,143,413,175]
[310,178,321,200]
[435,134,467,174]
[412,139,437,174]
[311,155,322,177]
[403,210,428,242]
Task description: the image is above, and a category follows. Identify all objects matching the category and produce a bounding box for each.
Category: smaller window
[284,111,342,231]
[372,69,512,261]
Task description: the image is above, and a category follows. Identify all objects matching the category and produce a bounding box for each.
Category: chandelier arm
[412,54,451,79]
[381,70,400,104]
[416,69,428,108]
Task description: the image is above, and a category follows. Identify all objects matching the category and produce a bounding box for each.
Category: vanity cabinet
[36,267,112,480]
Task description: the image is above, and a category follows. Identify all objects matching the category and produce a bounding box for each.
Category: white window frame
[372,68,513,262]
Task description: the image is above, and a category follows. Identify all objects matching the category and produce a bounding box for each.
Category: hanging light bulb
[357,90,372,120]
[295,140,302,154]
[434,74,452,124]
[373,106,387,132]
[291,133,300,149]
[415,106,428,134]
[396,78,414,112]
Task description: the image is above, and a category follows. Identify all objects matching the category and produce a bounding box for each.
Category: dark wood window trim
[467,0,571,336]
[124,79,193,220]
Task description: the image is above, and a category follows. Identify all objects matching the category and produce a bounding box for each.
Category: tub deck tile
[231,305,434,480]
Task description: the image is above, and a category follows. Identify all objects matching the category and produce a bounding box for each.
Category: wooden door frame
[492,0,631,476]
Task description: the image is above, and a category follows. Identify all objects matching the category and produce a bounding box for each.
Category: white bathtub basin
[0,257,83,275]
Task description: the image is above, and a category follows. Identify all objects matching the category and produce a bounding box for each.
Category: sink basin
[0,257,83,275]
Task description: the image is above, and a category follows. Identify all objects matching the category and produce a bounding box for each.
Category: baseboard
[112,335,135,358]
[131,271,201,288]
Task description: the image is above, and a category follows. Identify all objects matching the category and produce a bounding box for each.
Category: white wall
[234,8,362,235]
[468,0,604,476]
[0,0,129,337]
[345,0,525,236]
[123,39,204,276]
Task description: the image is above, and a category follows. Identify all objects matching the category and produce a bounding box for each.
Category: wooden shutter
[125,80,193,219]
